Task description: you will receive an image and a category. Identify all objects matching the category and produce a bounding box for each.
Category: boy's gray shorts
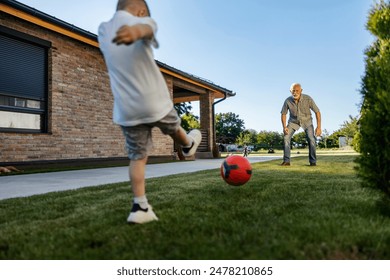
[121,108,181,160]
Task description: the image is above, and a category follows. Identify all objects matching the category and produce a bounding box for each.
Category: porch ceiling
[171,77,229,103]
[158,61,235,103]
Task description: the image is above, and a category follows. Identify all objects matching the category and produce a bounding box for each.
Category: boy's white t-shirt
[98,11,173,127]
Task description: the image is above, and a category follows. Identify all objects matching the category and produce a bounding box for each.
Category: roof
[1,0,235,97]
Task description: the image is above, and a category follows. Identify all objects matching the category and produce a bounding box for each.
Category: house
[0,0,234,167]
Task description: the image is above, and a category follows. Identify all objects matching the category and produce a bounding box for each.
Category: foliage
[318,129,332,149]
[357,0,390,196]
[319,116,360,150]
[181,113,200,131]
[2,155,390,260]
[245,129,259,144]
[323,133,339,148]
[292,132,308,148]
[338,115,359,139]
[337,115,360,151]
[215,112,245,143]
[236,129,257,146]
[236,131,252,147]
[173,102,200,131]
[367,0,390,40]
[211,109,359,151]
[256,130,283,150]
[174,102,192,116]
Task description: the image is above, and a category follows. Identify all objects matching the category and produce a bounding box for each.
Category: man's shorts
[121,108,181,160]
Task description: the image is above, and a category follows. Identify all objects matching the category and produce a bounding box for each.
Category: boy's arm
[112,24,153,45]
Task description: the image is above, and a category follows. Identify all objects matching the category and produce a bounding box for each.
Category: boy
[98,0,201,224]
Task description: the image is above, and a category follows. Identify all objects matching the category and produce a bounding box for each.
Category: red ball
[220,155,252,186]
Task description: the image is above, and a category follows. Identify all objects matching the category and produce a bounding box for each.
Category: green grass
[1,155,389,260]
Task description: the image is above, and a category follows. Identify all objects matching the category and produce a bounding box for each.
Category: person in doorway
[280,83,321,166]
[98,0,201,224]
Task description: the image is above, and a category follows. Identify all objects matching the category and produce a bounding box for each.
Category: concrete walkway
[0,156,281,200]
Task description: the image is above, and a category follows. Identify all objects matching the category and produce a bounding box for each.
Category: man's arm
[315,111,322,137]
[281,114,288,135]
[112,24,153,45]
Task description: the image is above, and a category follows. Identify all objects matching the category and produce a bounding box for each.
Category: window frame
[0,25,51,134]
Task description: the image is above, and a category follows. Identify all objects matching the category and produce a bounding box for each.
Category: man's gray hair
[290,83,302,91]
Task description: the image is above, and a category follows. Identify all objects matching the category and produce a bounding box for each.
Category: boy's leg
[129,157,148,197]
[171,126,191,146]
[127,156,158,224]
[156,108,202,157]
[170,127,202,157]
[121,126,158,224]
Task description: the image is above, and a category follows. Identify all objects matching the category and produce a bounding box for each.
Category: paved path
[0,156,281,200]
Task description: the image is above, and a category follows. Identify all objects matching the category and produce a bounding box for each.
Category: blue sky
[17,0,374,134]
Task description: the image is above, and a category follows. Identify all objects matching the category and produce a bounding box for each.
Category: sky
[15,0,374,134]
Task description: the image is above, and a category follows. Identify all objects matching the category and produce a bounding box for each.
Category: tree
[358,0,390,196]
[338,115,359,139]
[236,129,258,146]
[256,131,283,150]
[246,129,259,145]
[174,102,200,131]
[174,102,192,116]
[324,115,360,150]
[326,132,340,148]
[336,115,360,150]
[236,131,252,147]
[181,113,200,131]
[318,129,330,149]
[215,112,245,144]
[292,132,308,148]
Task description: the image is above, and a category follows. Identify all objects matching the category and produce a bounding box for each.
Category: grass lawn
[0,155,389,260]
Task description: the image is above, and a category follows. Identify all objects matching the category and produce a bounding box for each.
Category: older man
[281,83,322,166]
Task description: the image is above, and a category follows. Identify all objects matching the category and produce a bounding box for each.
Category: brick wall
[200,91,215,150]
[0,13,174,163]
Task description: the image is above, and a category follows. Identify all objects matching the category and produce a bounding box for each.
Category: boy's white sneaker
[127,203,158,224]
[182,129,202,157]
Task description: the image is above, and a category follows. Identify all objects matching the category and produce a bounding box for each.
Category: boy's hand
[112,25,139,45]
[112,25,153,45]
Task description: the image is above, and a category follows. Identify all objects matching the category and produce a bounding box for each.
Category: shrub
[358,1,390,196]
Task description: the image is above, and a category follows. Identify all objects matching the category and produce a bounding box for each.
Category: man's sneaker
[182,129,202,157]
[127,203,158,224]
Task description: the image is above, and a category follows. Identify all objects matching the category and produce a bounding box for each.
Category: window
[0,26,51,133]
